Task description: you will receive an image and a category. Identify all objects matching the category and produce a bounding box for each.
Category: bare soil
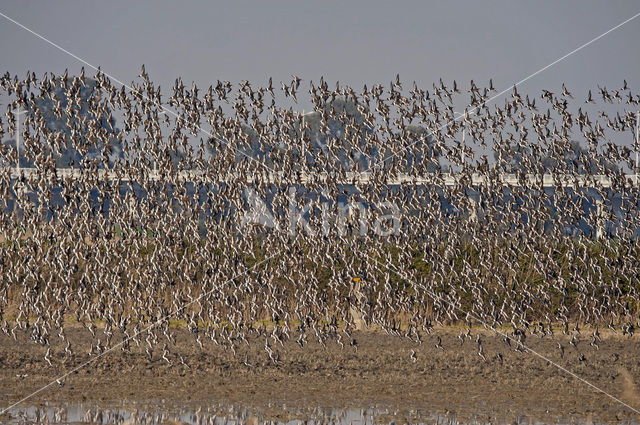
[1,327,639,423]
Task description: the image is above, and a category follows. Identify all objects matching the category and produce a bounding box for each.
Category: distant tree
[202,97,441,173]
[4,78,124,169]
[542,140,618,173]
[402,125,441,173]
[493,139,618,174]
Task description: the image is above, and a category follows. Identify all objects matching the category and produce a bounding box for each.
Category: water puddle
[1,401,630,425]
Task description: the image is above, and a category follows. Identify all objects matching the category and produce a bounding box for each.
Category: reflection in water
[1,402,617,425]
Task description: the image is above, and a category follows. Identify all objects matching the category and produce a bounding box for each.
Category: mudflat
[1,327,639,423]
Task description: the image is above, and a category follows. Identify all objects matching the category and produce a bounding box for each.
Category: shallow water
[1,401,631,425]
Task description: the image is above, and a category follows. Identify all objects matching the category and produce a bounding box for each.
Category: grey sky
[1,1,639,109]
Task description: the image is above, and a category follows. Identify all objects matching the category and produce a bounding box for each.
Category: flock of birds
[0,67,640,369]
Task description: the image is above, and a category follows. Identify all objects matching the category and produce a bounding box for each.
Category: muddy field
[1,327,639,424]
